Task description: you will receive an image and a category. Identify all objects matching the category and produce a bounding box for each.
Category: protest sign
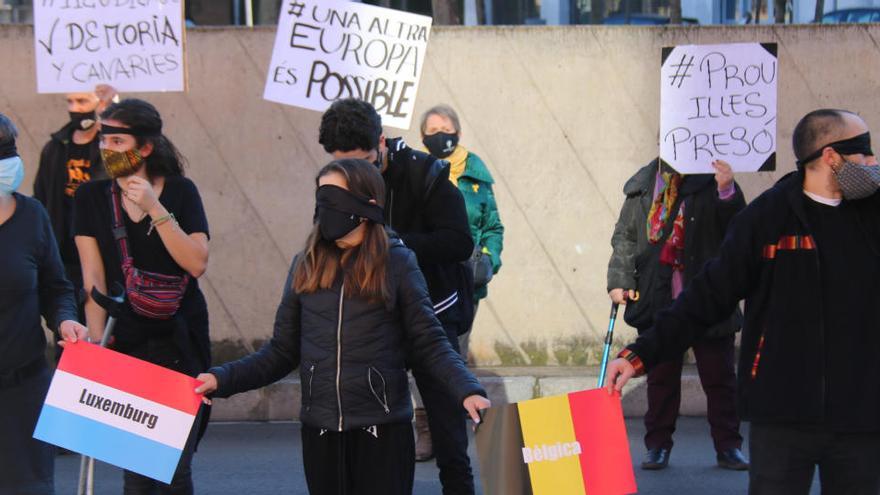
[475,389,636,495]
[33,342,202,483]
[33,0,186,93]
[264,0,433,129]
[660,43,777,174]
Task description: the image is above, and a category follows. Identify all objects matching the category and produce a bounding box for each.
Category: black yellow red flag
[476,389,637,495]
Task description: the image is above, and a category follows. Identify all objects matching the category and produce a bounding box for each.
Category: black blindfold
[100,123,160,137]
[315,185,384,224]
[797,132,874,168]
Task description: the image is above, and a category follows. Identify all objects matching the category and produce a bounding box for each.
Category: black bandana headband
[100,123,160,137]
[315,185,385,225]
[797,132,874,167]
[0,140,18,160]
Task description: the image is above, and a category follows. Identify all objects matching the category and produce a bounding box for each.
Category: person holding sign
[74,99,211,494]
[33,84,117,357]
[606,157,747,471]
[606,109,880,494]
[317,99,478,494]
[195,158,490,495]
[0,113,88,495]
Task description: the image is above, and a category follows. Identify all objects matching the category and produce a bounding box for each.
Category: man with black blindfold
[33,84,118,332]
[605,109,880,494]
[318,99,477,495]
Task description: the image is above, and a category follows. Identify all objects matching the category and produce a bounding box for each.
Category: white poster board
[660,43,777,174]
[33,0,186,94]
[264,1,433,130]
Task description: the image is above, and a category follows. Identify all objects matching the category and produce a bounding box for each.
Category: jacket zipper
[389,190,395,228]
[335,283,345,432]
[368,366,391,414]
[306,364,315,411]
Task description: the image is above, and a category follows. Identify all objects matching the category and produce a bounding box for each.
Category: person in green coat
[408,105,504,463]
[419,104,504,358]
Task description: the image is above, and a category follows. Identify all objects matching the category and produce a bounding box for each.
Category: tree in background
[432,0,462,24]
[774,0,786,22]
[670,0,682,24]
[814,0,825,22]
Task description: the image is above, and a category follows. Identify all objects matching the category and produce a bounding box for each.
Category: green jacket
[457,152,504,300]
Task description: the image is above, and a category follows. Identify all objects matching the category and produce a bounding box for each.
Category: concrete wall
[4,23,879,366]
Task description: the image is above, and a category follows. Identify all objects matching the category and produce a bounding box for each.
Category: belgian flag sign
[475,389,637,495]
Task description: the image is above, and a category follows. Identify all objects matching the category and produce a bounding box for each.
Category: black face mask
[423,132,459,159]
[69,110,97,131]
[315,185,385,242]
[318,207,362,241]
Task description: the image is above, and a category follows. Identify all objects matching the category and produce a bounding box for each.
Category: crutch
[77,284,125,495]
[597,302,620,388]
[597,291,639,388]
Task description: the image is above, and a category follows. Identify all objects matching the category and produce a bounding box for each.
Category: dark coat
[210,238,485,431]
[607,159,745,337]
[627,171,880,430]
[33,122,102,252]
[383,138,475,326]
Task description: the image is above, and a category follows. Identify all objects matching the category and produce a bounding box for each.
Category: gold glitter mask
[101,148,144,179]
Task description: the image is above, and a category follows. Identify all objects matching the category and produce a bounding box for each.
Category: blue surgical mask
[0,156,23,195]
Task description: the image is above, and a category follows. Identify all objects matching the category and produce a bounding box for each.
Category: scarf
[446,145,469,186]
[647,171,686,271]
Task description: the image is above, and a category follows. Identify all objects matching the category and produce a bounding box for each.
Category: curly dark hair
[318,99,383,153]
[100,98,186,179]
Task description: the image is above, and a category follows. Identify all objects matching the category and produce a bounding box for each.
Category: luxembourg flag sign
[34,342,202,483]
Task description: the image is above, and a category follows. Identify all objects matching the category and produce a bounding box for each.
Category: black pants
[412,320,475,495]
[302,422,415,495]
[644,334,742,452]
[749,423,880,495]
[0,367,54,495]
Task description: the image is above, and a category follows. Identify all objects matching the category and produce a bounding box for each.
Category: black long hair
[100,98,186,179]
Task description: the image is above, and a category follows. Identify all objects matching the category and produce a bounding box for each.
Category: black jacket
[627,171,880,430]
[210,237,485,431]
[383,138,475,325]
[608,160,745,337]
[33,122,102,258]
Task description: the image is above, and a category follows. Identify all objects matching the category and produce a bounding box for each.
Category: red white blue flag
[33,342,203,483]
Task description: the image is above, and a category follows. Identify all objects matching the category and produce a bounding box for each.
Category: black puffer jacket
[210,237,485,431]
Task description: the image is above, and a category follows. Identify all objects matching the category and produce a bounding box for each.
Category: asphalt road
[55,418,822,494]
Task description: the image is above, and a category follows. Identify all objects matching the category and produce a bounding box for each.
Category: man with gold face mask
[33,85,118,331]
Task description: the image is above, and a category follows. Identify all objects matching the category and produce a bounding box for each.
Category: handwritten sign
[264,1,433,130]
[34,0,186,93]
[660,43,777,174]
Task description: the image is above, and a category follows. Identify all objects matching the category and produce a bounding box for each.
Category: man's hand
[609,288,636,305]
[58,320,88,347]
[463,395,491,425]
[94,84,119,114]
[194,373,218,405]
[604,358,636,395]
[713,159,734,192]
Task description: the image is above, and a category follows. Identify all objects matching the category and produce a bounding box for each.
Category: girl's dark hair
[100,98,186,179]
[293,159,390,305]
